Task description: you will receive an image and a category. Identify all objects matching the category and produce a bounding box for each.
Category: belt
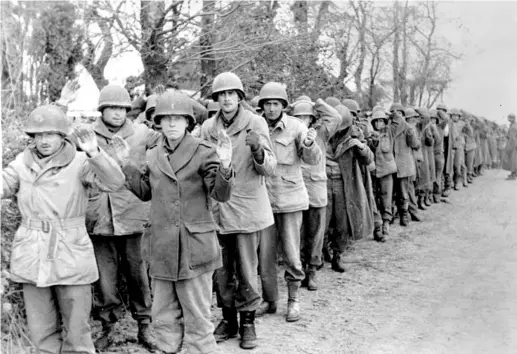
[21,217,85,260]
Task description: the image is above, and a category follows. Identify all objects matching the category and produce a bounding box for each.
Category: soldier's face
[263,100,284,121]
[296,115,313,127]
[102,106,127,127]
[34,132,64,156]
[451,114,460,122]
[160,115,188,141]
[373,119,386,130]
[217,90,240,114]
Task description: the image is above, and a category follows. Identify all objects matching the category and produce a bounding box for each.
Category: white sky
[103,0,517,124]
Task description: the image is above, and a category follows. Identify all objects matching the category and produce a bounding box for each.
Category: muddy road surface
[98,169,517,354]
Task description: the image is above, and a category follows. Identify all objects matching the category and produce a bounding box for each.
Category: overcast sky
[437,1,517,124]
[104,1,517,124]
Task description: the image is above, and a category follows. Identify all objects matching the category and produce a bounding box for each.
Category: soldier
[430,109,446,202]
[368,110,397,241]
[503,113,517,180]
[326,104,375,263]
[462,112,477,184]
[404,108,424,220]
[87,85,159,351]
[120,92,234,354]
[201,72,276,350]
[291,98,341,290]
[258,82,321,322]
[450,108,466,190]
[2,106,125,354]
[436,104,454,197]
[416,108,437,207]
[389,103,420,226]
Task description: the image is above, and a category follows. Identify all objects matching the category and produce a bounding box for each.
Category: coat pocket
[275,136,296,165]
[184,222,220,269]
[379,136,391,153]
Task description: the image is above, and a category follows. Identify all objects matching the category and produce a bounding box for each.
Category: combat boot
[424,192,432,206]
[307,267,318,291]
[94,322,114,351]
[256,301,277,317]
[432,194,440,203]
[442,188,451,197]
[138,322,158,352]
[382,220,390,238]
[286,283,301,322]
[400,209,409,227]
[453,181,460,190]
[331,253,346,273]
[467,174,473,183]
[239,311,257,350]
[214,307,239,343]
[374,225,385,242]
[417,196,427,210]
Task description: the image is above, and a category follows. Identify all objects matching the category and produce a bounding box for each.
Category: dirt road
[101,169,517,354]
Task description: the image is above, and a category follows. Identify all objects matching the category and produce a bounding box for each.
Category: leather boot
[417,196,427,210]
[373,225,385,242]
[286,283,301,322]
[442,188,451,197]
[307,267,318,291]
[382,220,389,238]
[424,192,432,206]
[94,322,113,351]
[467,174,473,183]
[214,307,238,343]
[239,311,257,350]
[138,322,158,352]
[255,301,277,317]
[400,209,409,227]
[453,181,460,190]
[331,253,346,273]
[432,194,440,203]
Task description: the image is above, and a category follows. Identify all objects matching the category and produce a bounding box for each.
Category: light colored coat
[267,114,322,213]
[2,140,124,286]
[201,105,276,234]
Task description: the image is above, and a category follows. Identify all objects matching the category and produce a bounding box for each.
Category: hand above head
[216,129,232,169]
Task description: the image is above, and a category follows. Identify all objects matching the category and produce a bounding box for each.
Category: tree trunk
[199,0,216,97]
[140,0,168,92]
[392,1,400,102]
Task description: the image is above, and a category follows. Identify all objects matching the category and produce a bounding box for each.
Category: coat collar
[24,138,76,179]
[156,133,199,180]
[209,104,251,139]
[92,117,135,139]
[330,128,354,159]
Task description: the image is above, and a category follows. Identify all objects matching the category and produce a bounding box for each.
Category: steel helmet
[342,99,360,114]
[295,95,312,102]
[25,105,70,137]
[98,85,132,111]
[258,82,289,108]
[436,103,448,112]
[249,95,260,108]
[449,108,461,116]
[390,103,405,113]
[404,108,419,119]
[335,104,353,130]
[291,101,315,117]
[430,109,440,120]
[207,100,219,114]
[145,94,158,121]
[325,97,341,108]
[211,72,245,100]
[154,92,195,126]
[371,110,388,122]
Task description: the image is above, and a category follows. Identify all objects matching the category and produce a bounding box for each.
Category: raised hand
[348,138,365,150]
[59,78,81,105]
[216,130,232,169]
[74,126,99,157]
[112,135,131,166]
[304,127,317,145]
[245,129,261,152]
